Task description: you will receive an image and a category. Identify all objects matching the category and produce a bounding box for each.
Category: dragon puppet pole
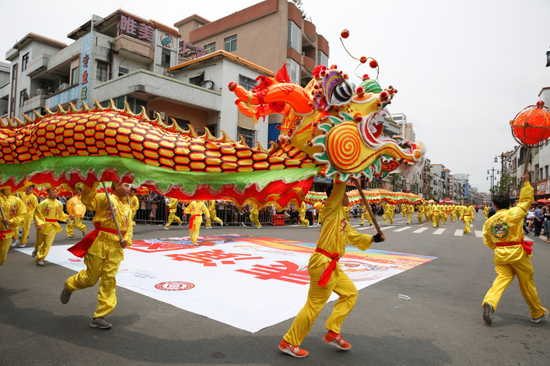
[0,201,7,230]
[352,177,383,236]
[101,182,123,243]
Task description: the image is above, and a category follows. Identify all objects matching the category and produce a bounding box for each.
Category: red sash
[496,239,533,256]
[46,219,58,222]
[0,230,13,241]
[67,222,119,258]
[189,214,200,229]
[315,247,340,287]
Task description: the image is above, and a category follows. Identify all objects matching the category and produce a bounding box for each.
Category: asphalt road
[1,211,549,366]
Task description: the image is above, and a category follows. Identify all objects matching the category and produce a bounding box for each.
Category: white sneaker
[18,242,26,248]
[164,227,169,230]
[531,308,549,323]
[257,225,262,229]
[10,239,17,247]
[13,239,21,247]
[36,260,45,266]
[220,222,223,226]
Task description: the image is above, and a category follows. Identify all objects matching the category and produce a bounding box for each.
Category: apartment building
[1,8,279,147]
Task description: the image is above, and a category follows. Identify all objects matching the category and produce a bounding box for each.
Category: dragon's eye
[329,81,354,105]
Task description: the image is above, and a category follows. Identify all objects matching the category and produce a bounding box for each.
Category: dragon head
[230,64,425,183]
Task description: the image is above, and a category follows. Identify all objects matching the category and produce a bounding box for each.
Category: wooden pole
[352,177,383,236]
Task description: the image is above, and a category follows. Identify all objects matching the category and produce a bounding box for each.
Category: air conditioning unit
[151,110,165,120]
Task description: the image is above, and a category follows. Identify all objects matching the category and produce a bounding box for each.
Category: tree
[291,0,307,19]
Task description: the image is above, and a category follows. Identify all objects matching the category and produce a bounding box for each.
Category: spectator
[533,204,543,236]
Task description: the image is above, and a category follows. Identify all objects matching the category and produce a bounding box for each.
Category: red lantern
[511,101,550,147]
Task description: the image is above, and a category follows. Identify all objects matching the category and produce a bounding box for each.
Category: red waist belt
[495,239,533,256]
[68,222,119,258]
[189,214,201,229]
[0,229,13,241]
[46,219,58,222]
[315,247,340,287]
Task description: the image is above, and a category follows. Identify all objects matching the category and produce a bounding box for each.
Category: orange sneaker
[278,339,308,358]
[323,331,351,350]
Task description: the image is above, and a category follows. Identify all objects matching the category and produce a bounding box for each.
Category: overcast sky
[1,0,549,193]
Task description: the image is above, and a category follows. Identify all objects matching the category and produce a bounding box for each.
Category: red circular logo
[155,281,195,291]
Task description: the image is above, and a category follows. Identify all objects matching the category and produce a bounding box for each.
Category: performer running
[164,197,182,230]
[66,187,87,239]
[249,202,262,229]
[12,185,38,248]
[34,188,70,266]
[61,181,133,329]
[205,200,224,228]
[278,181,385,358]
[463,203,474,234]
[360,203,372,226]
[128,188,139,226]
[482,172,548,325]
[416,203,424,224]
[184,200,209,244]
[0,187,26,266]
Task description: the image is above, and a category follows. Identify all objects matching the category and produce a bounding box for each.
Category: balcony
[21,92,47,115]
[302,55,315,73]
[26,54,50,77]
[45,84,80,109]
[114,34,154,62]
[303,20,317,45]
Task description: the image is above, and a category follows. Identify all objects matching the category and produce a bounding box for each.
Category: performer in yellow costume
[205,200,223,228]
[66,188,88,238]
[12,185,38,248]
[34,189,70,266]
[164,197,182,230]
[360,204,371,226]
[0,187,26,266]
[128,188,139,226]
[440,205,448,224]
[431,204,440,228]
[61,181,133,329]
[424,204,432,223]
[299,202,309,228]
[449,205,457,222]
[383,203,393,224]
[483,205,490,220]
[416,204,424,224]
[184,201,210,244]
[249,202,262,228]
[404,203,413,225]
[463,203,474,234]
[314,202,325,225]
[481,172,548,325]
[279,181,385,358]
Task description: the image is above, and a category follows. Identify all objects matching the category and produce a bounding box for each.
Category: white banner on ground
[18,234,436,333]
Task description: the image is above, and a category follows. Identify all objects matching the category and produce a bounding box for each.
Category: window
[224,35,237,52]
[190,72,204,86]
[96,61,109,82]
[19,90,28,107]
[22,53,29,72]
[286,58,300,84]
[238,75,257,91]
[172,117,190,129]
[70,66,79,86]
[119,67,129,77]
[161,49,171,67]
[204,42,216,54]
[237,127,255,147]
[317,51,328,67]
[287,21,301,53]
[545,166,549,179]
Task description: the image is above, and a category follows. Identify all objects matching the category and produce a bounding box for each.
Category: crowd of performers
[0,177,547,355]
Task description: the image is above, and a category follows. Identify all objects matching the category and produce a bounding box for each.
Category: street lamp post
[487,167,499,192]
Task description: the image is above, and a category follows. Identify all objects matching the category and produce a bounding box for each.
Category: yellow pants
[65,252,121,318]
[131,210,137,226]
[417,213,423,224]
[441,213,447,224]
[482,253,546,319]
[284,263,357,346]
[165,211,182,228]
[432,214,440,227]
[450,213,456,222]
[189,217,203,244]
[383,212,393,224]
[67,217,87,237]
[249,212,261,228]
[20,215,33,245]
[407,213,412,224]
[300,213,309,227]
[35,231,57,261]
[464,217,472,233]
[361,212,372,225]
[205,212,223,227]
[0,237,11,265]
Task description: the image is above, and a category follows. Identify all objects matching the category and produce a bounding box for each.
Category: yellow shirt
[168,197,179,212]
[483,182,533,264]
[19,192,39,219]
[129,195,139,214]
[184,201,210,218]
[34,198,69,234]
[82,183,133,261]
[0,192,27,237]
[309,182,373,274]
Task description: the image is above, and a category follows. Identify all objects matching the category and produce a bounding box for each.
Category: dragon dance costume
[0,190,26,265]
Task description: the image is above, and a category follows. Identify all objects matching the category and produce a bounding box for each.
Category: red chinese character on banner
[81,70,88,84]
[166,249,263,267]
[236,261,310,285]
[139,24,154,43]
[82,54,89,68]
[120,15,137,36]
